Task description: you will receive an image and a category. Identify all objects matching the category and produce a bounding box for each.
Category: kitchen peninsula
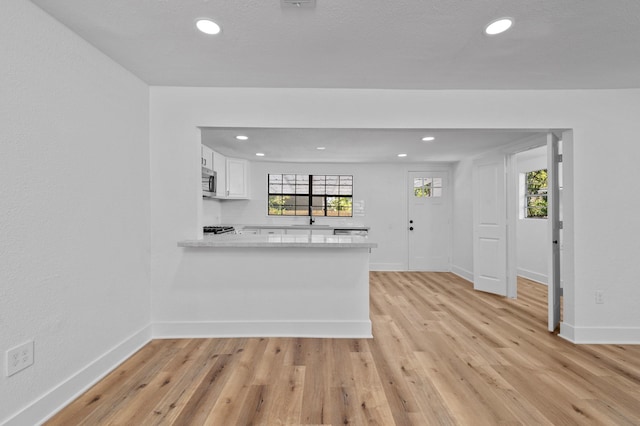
[173,233,377,338]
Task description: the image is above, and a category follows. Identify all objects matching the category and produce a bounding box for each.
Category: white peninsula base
[159,235,376,338]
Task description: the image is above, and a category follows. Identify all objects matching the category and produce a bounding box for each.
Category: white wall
[202,197,223,224]
[516,146,549,284]
[0,1,151,424]
[215,160,452,270]
[150,86,640,344]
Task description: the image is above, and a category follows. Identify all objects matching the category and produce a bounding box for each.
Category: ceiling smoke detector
[281,0,316,8]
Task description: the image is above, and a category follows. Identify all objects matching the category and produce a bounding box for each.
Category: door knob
[409,227,414,231]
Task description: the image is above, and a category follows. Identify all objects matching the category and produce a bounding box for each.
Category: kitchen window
[268,174,353,217]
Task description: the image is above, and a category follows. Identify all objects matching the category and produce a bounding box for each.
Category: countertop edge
[178,241,378,248]
[239,225,370,231]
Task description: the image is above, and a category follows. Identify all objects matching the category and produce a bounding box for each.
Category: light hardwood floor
[46,272,640,425]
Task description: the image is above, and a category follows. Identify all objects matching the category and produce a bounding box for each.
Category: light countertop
[178,233,377,248]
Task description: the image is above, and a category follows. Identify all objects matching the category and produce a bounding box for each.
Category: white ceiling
[31,0,640,90]
[29,0,631,162]
[201,128,542,163]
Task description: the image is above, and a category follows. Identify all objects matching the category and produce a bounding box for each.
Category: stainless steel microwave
[202,169,217,198]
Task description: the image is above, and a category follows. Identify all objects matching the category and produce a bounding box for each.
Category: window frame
[267,174,353,217]
[413,176,443,198]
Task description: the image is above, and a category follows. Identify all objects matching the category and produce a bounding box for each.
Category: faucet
[309,216,315,226]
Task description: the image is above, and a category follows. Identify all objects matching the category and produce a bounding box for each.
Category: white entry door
[473,154,508,296]
[408,171,450,271]
[547,132,562,332]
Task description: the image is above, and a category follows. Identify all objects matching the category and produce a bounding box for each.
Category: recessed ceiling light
[255,152,265,157]
[235,135,248,141]
[421,136,435,142]
[196,19,221,35]
[485,18,513,35]
[397,153,407,158]
[316,147,326,150]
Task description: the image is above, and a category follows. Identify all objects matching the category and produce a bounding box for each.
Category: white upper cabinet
[225,157,249,198]
[201,145,214,171]
[209,149,249,199]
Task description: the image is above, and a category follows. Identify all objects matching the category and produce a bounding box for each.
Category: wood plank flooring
[46,272,640,425]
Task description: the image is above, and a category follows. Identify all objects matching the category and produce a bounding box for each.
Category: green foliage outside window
[268,195,307,216]
[414,183,431,197]
[526,169,548,218]
[326,197,353,217]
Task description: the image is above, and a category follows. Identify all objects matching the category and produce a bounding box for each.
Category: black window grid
[268,174,353,217]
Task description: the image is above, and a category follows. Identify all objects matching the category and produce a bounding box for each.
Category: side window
[524,169,548,218]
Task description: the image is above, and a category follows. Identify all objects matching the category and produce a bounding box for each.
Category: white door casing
[473,154,508,296]
[408,171,450,271]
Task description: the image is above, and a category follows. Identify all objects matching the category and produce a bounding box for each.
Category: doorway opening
[512,144,561,328]
[513,145,549,285]
[472,130,571,334]
[508,132,568,333]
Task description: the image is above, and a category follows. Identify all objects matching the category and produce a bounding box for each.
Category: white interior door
[408,171,450,271]
[547,132,562,332]
[473,154,508,296]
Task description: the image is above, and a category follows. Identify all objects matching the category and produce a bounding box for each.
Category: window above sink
[267,174,353,217]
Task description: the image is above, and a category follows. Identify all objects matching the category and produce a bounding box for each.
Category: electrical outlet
[595,290,604,304]
[6,341,34,377]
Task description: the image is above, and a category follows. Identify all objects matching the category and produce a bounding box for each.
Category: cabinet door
[310,229,333,236]
[201,145,214,171]
[285,229,310,235]
[260,228,284,235]
[212,150,226,197]
[226,158,248,198]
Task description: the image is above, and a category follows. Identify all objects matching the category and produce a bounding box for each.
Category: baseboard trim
[451,265,473,283]
[517,268,547,285]
[3,325,152,426]
[558,322,575,343]
[152,320,373,339]
[369,263,405,271]
[559,323,640,344]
